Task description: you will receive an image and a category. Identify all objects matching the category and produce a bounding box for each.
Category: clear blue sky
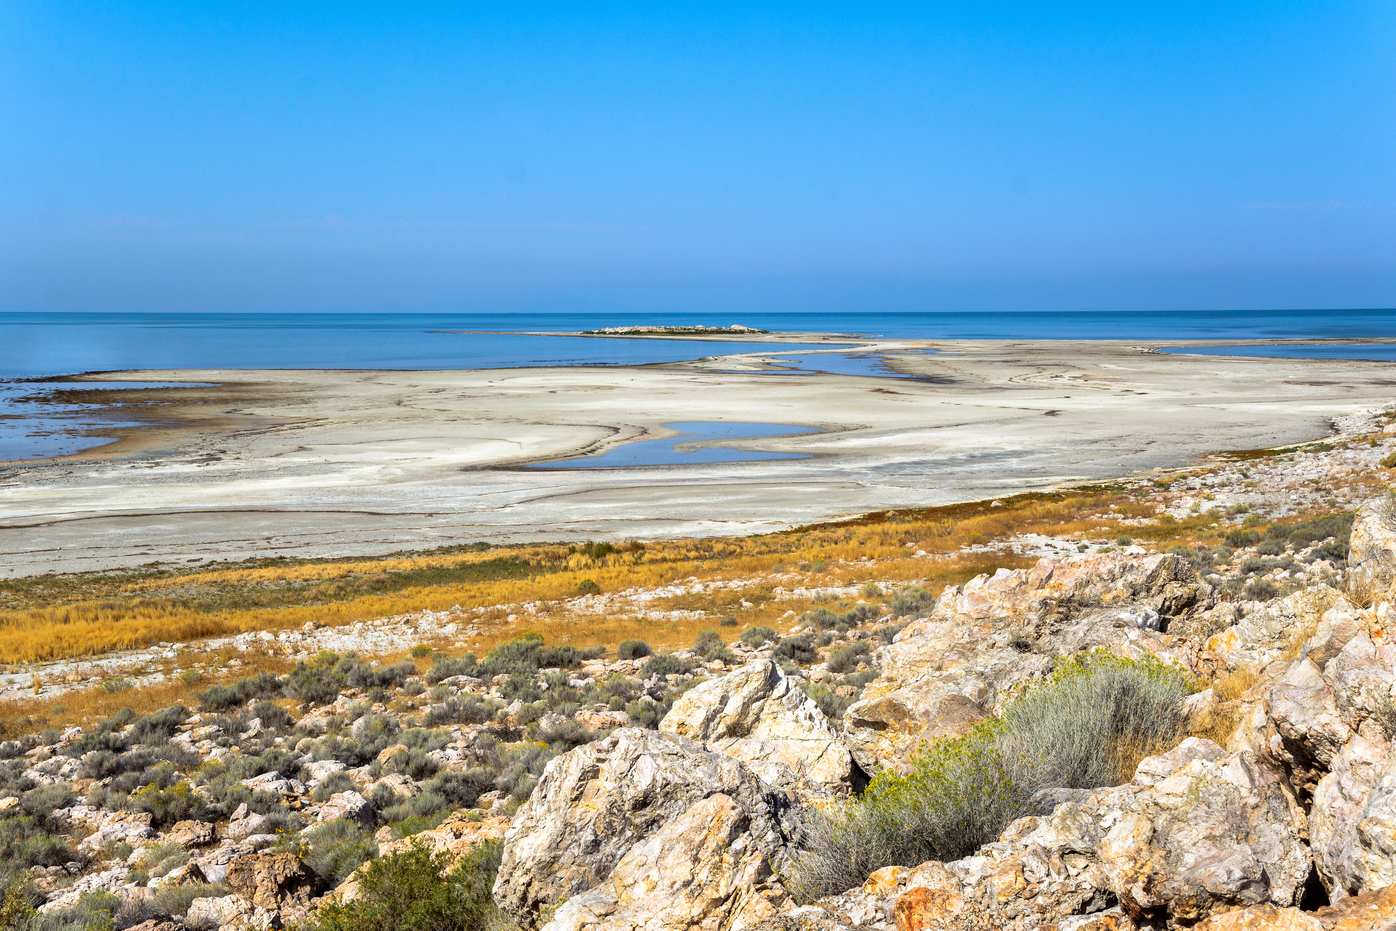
[2,2,1394,314]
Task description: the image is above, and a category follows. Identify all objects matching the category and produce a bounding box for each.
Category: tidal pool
[531,421,817,469]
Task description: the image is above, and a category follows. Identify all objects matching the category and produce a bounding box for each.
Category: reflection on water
[0,382,208,463]
[531,421,817,469]
[1160,344,1396,363]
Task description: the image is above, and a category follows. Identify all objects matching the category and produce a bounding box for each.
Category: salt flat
[1,337,1392,576]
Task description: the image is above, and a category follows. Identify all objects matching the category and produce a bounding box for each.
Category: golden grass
[0,484,1232,667]
[1211,666,1262,703]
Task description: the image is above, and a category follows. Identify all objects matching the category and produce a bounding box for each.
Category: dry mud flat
[1,338,1394,575]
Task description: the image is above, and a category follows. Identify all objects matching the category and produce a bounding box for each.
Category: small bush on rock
[307,840,505,931]
[792,649,1194,900]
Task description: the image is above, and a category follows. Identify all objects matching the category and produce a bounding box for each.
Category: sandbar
[1,337,1393,577]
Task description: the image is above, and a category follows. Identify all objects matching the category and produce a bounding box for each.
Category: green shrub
[577,579,601,595]
[791,649,1194,900]
[129,706,188,745]
[888,587,935,617]
[775,634,818,665]
[286,661,346,704]
[802,683,852,723]
[1224,528,1261,548]
[304,819,378,887]
[692,630,736,664]
[826,642,871,674]
[617,639,652,660]
[197,672,283,712]
[425,654,478,684]
[424,694,499,727]
[740,626,776,648]
[129,781,198,827]
[305,839,506,931]
[639,653,689,680]
[410,645,433,659]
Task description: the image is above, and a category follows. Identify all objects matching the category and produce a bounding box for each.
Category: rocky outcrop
[225,851,326,924]
[542,793,788,931]
[1097,741,1312,925]
[660,658,859,792]
[495,727,804,931]
[1206,586,1346,673]
[841,553,1207,770]
[1191,883,1396,931]
[1348,497,1396,600]
[1310,735,1396,900]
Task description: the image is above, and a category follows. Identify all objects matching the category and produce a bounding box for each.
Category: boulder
[1266,658,1354,799]
[317,790,377,828]
[186,894,256,930]
[1097,742,1312,924]
[225,850,326,926]
[660,658,860,792]
[841,554,1204,770]
[493,727,804,931]
[1310,734,1396,899]
[166,819,216,848]
[1191,883,1396,931]
[1205,585,1345,673]
[542,793,790,931]
[1348,498,1396,600]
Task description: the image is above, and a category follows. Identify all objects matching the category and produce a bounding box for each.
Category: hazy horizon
[3,3,1394,316]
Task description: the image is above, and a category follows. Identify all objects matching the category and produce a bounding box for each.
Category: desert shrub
[150,882,226,920]
[791,649,1194,900]
[346,660,416,691]
[0,760,33,797]
[286,661,345,705]
[308,839,505,931]
[130,781,198,826]
[304,819,378,887]
[537,719,596,752]
[477,634,545,678]
[1256,539,1286,557]
[25,888,121,931]
[1287,512,1355,549]
[19,784,75,823]
[1313,537,1348,563]
[425,654,478,684]
[873,622,907,644]
[410,645,434,659]
[249,701,293,732]
[801,608,840,631]
[639,653,690,680]
[350,715,401,763]
[775,634,818,665]
[625,699,663,729]
[845,669,879,690]
[1224,528,1261,548]
[802,683,852,722]
[424,694,499,727]
[196,672,283,712]
[311,771,357,802]
[129,706,188,746]
[422,770,492,809]
[740,626,776,648]
[617,639,652,660]
[1245,578,1281,601]
[826,642,871,674]
[692,630,736,664]
[888,587,935,617]
[0,814,75,868]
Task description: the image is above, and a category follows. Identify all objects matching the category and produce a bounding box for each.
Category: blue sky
[2,2,1394,314]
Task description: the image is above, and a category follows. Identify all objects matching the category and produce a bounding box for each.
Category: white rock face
[660,658,859,792]
[1348,497,1396,599]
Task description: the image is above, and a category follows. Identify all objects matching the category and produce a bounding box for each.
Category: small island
[580,324,768,335]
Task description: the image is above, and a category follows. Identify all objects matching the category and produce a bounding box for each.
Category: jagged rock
[317,790,376,828]
[1301,599,1364,669]
[227,810,269,841]
[76,810,153,852]
[123,921,182,931]
[242,771,306,795]
[1097,741,1312,925]
[494,727,804,931]
[1191,882,1396,931]
[542,793,790,931]
[187,894,256,929]
[1349,498,1396,600]
[1267,657,1354,799]
[1310,734,1396,899]
[660,658,859,792]
[166,819,216,848]
[841,554,1204,770]
[225,850,325,926]
[1205,585,1345,672]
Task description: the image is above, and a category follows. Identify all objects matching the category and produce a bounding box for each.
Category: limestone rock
[841,554,1204,770]
[494,727,804,931]
[225,851,326,920]
[1205,585,1344,673]
[166,819,216,848]
[317,790,377,828]
[1097,742,1312,925]
[187,894,256,930]
[1348,497,1396,600]
[1267,657,1354,799]
[542,793,790,931]
[1191,883,1396,931]
[660,658,859,792]
[1310,735,1396,899]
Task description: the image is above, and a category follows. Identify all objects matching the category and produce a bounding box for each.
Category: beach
[1,336,1392,576]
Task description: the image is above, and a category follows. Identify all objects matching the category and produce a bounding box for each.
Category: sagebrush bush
[639,653,689,680]
[617,639,652,660]
[740,626,776,648]
[791,649,1194,900]
[774,634,818,665]
[304,819,378,886]
[306,839,507,931]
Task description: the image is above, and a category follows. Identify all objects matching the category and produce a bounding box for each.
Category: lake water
[1160,343,1396,363]
[4,309,1395,462]
[530,422,817,469]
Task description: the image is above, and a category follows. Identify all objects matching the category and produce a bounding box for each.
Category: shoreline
[0,336,1393,576]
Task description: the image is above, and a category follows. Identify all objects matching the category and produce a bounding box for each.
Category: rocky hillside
[3,495,1396,931]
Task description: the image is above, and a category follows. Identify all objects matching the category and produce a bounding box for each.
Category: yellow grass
[0,485,1224,667]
